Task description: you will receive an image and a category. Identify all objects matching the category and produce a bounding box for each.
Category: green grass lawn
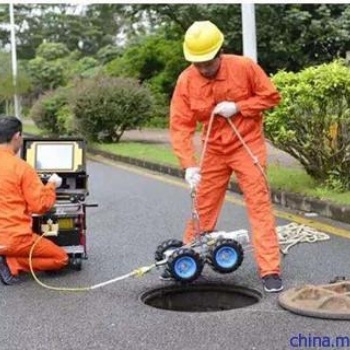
[267,165,350,205]
[93,142,179,166]
[23,123,44,136]
[23,123,350,206]
[94,142,350,206]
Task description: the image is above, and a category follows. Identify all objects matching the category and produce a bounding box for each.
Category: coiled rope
[277,223,330,255]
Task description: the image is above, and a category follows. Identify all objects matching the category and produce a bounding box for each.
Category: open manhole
[141,283,261,312]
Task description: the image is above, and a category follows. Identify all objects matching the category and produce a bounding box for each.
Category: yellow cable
[29,233,157,292]
[29,233,90,292]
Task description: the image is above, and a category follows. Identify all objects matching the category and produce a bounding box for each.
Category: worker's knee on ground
[55,259,68,270]
[63,254,69,266]
[46,259,68,271]
[56,251,69,269]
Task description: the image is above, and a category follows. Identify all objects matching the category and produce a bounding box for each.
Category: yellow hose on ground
[29,233,159,292]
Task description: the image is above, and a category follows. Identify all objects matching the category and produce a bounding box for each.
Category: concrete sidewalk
[121,129,303,169]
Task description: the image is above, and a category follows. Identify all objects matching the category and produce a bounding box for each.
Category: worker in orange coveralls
[168,21,283,292]
[0,116,68,285]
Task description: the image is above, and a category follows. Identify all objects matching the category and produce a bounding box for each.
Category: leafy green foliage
[1,4,349,73]
[104,32,187,125]
[0,4,121,59]
[26,43,72,95]
[256,4,350,72]
[36,42,70,61]
[104,32,186,86]
[28,44,102,95]
[96,45,122,65]
[0,51,31,114]
[129,4,350,73]
[29,86,72,135]
[70,57,99,77]
[265,60,350,191]
[71,76,153,142]
[27,57,67,95]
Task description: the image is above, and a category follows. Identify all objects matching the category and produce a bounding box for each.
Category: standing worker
[0,116,68,285]
[169,21,283,292]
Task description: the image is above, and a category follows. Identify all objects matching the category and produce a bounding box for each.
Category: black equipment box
[21,137,97,270]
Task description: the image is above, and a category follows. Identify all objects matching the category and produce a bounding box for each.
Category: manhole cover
[141,283,261,312]
[279,281,350,320]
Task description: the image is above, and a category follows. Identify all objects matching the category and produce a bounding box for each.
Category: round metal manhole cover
[141,283,262,312]
[278,281,350,320]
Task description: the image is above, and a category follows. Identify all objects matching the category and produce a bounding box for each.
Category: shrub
[36,42,70,61]
[29,87,72,136]
[71,57,99,77]
[71,76,153,142]
[265,60,350,191]
[96,45,122,65]
[143,88,169,128]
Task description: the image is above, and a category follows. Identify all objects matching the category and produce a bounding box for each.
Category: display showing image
[35,144,74,171]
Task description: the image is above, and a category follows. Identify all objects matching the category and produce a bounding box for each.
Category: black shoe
[262,274,283,293]
[0,256,20,285]
[159,269,174,282]
[329,276,347,284]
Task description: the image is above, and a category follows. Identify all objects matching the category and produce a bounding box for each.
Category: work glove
[185,167,201,190]
[48,173,62,188]
[213,101,239,119]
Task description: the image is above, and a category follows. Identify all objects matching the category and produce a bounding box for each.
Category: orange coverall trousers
[1,233,68,276]
[183,139,281,278]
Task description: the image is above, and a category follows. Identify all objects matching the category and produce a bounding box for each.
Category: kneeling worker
[0,116,68,285]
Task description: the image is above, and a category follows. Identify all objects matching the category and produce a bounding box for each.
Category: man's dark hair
[0,116,22,143]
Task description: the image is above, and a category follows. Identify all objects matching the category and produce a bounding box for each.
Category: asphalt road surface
[1,158,350,350]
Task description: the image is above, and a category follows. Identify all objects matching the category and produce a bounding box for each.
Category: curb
[88,147,350,226]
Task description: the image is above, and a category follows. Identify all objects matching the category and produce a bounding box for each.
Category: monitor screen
[35,144,74,171]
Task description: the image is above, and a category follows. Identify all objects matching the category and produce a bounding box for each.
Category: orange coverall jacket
[170,54,281,168]
[170,54,281,277]
[0,147,68,275]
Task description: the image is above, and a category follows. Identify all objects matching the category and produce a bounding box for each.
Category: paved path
[122,129,303,169]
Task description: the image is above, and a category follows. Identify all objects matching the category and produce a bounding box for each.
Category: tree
[96,45,122,65]
[256,4,350,72]
[125,4,242,53]
[0,4,123,59]
[27,43,69,95]
[0,51,31,114]
[1,4,349,71]
[126,4,350,73]
[105,31,186,89]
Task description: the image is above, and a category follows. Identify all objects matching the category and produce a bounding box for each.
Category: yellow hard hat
[183,21,224,62]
